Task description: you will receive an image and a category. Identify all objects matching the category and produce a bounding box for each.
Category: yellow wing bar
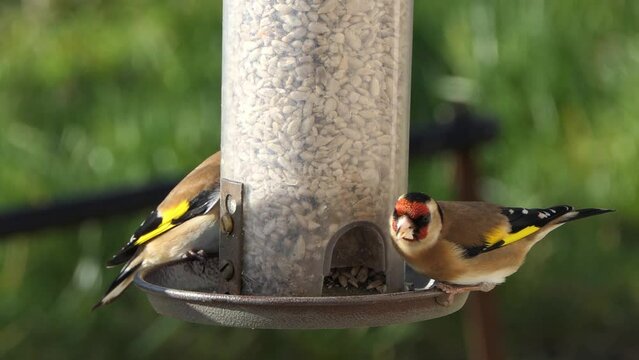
[484,225,540,247]
[134,200,190,245]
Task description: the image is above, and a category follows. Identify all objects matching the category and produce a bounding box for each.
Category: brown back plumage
[437,201,506,249]
[157,151,221,213]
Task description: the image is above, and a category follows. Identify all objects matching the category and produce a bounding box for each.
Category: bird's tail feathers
[92,262,142,311]
[560,208,614,224]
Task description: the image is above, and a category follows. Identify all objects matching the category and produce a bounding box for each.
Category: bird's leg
[434,281,496,306]
[183,249,209,273]
[436,281,496,293]
[434,282,462,306]
[183,249,208,260]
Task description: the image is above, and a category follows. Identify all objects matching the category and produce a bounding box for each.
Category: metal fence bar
[0,180,176,238]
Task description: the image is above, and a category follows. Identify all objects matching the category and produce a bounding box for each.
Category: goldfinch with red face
[93,152,221,309]
[390,193,613,300]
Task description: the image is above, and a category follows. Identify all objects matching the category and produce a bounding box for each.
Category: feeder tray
[134,256,468,329]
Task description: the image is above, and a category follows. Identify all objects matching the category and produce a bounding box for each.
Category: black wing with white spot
[501,205,574,232]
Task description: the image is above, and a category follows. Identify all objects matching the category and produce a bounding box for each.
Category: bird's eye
[417,213,431,224]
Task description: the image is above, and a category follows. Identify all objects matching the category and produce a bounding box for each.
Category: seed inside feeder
[221,0,413,296]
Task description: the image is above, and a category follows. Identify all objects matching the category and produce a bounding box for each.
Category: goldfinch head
[390,193,442,250]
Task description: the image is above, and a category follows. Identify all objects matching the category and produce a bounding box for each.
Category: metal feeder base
[135,257,468,329]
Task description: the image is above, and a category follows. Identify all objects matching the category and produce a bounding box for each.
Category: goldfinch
[390,192,613,301]
[93,152,221,309]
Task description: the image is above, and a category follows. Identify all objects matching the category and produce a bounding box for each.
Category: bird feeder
[135,0,468,328]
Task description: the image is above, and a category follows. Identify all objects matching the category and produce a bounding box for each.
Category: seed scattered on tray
[324,266,386,293]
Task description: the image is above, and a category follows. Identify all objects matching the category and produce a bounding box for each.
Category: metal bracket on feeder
[219,179,244,295]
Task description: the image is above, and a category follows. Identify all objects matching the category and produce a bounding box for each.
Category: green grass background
[1,0,637,359]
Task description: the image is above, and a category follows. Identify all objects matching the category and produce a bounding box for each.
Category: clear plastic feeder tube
[221,0,413,296]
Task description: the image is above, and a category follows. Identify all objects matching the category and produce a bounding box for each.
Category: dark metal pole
[0,180,176,238]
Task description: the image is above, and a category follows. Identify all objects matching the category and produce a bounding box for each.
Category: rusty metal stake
[455,148,506,360]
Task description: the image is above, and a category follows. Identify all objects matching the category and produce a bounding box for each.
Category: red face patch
[417,226,429,240]
[395,198,430,220]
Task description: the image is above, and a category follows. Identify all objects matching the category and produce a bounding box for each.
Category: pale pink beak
[395,215,416,241]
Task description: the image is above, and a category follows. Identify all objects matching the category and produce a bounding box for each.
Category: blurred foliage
[1,0,638,359]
